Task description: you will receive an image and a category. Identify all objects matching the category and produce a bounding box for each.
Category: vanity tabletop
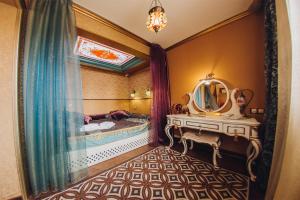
[167,114,260,126]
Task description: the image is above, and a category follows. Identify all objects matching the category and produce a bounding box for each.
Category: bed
[68,112,151,172]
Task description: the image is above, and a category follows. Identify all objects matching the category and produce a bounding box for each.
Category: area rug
[45,146,249,200]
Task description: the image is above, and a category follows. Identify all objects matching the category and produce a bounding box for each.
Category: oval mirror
[193,79,229,112]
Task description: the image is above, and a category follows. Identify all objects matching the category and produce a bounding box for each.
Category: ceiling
[74,0,255,48]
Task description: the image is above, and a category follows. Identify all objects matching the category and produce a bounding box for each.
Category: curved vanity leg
[178,127,183,144]
[247,138,262,181]
[246,142,253,158]
[165,125,174,149]
[189,140,194,150]
[217,139,222,158]
[217,150,222,159]
[182,138,188,155]
[213,145,219,169]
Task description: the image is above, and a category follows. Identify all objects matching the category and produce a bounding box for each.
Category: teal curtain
[195,86,218,110]
[204,85,218,110]
[195,89,202,107]
[23,0,87,195]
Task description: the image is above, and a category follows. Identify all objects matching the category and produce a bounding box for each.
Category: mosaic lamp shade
[146,0,167,33]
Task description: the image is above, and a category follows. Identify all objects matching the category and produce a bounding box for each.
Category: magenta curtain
[150,44,170,146]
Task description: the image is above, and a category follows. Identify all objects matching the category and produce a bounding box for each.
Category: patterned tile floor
[45,146,249,200]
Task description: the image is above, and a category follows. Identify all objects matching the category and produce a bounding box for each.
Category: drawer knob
[233,129,239,142]
[197,126,202,135]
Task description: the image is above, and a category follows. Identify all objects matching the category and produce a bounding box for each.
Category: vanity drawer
[172,119,183,126]
[184,120,222,132]
[223,124,250,137]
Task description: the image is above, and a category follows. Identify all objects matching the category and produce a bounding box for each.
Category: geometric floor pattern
[45,146,249,200]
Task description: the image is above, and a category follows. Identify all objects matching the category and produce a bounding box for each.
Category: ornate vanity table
[165,75,262,181]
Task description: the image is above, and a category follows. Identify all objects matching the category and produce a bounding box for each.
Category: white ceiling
[74,0,254,48]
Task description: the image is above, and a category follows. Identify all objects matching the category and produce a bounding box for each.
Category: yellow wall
[83,100,130,115]
[129,69,152,114]
[167,11,265,154]
[81,67,130,114]
[81,67,129,99]
[0,2,21,199]
[129,99,152,114]
[167,11,265,109]
[128,69,151,98]
[81,67,152,115]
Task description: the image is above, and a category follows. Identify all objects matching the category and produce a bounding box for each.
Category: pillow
[129,113,150,120]
[109,110,129,120]
[90,113,107,120]
[84,115,92,124]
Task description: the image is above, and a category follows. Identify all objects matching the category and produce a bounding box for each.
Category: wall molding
[73,3,150,47]
[166,8,261,51]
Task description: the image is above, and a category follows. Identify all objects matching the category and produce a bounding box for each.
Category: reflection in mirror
[193,80,228,112]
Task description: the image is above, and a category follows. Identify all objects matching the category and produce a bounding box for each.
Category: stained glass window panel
[74,36,135,66]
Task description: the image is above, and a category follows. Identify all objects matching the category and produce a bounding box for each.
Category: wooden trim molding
[72,3,150,47]
[166,8,260,51]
